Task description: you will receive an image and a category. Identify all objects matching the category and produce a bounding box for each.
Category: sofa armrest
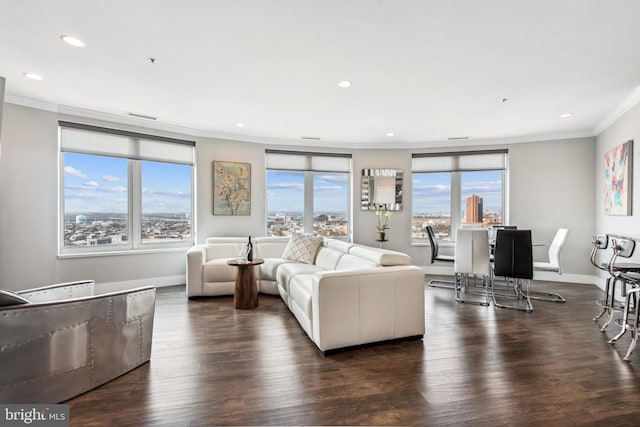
[186,244,206,297]
[311,266,425,352]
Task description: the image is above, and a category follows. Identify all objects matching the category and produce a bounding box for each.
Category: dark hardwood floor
[67,279,640,426]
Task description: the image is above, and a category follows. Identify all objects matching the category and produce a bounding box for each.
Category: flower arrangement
[375,207,393,233]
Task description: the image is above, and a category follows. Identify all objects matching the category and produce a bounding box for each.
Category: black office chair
[425,225,455,288]
[492,229,534,312]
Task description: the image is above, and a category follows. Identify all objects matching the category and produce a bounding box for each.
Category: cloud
[268,182,304,191]
[142,188,190,198]
[64,166,88,179]
[66,183,127,193]
[105,186,127,193]
[413,184,451,197]
[317,174,348,183]
[102,175,122,182]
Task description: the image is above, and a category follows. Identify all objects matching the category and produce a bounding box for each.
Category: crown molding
[5,94,596,150]
[593,86,640,136]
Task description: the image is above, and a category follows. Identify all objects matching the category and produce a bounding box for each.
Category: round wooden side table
[227,258,264,309]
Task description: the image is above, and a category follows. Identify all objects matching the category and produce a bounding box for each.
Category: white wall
[0,76,5,154]
[509,137,596,283]
[0,102,599,291]
[0,105,190,290]
[595,101,640,286]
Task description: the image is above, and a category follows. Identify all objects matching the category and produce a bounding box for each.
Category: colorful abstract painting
[213,161,251,215]
[604,140,633,216]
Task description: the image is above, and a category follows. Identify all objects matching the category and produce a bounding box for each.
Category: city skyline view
[63,153,192,215]
[412,170,503,214]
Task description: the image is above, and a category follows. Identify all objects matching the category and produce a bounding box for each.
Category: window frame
[411,150,507,242]
[265,150,352,240]
[58,123,195,256]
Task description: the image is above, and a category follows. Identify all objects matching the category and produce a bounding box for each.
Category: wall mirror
[361,169,403,211]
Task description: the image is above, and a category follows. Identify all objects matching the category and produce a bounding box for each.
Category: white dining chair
[454,229,492,306]
[531,228,569,302]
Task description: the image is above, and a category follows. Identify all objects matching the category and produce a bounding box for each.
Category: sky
[412,170,503,213]
[64,153,192,214]
[267,170,348,212]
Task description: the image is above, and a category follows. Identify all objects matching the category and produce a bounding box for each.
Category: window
[265,150,351,238]
[412,150,507,240]
[60,122,194,254]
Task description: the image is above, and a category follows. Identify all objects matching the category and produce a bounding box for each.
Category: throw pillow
[282,233,323,264]
[0,289,30,307]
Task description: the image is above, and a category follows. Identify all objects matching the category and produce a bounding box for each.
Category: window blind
[265,149,351,172]
[412,149,507,173]
[59,121,195,166]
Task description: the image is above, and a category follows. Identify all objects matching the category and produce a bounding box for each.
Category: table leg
[234,265,259,309]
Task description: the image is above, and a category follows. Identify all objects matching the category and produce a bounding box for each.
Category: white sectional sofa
[186,235,425,352]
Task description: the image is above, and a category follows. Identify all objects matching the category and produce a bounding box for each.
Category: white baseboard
[95,275,185,293]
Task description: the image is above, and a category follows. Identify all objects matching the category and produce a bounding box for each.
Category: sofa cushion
[322,238,354,253]
[254,236,290,258]
[260,258,293,282]
[335,253,380,270]
[277,262,324,295]
[314,247,346,270]
[348,245,412,266]
[203,258,237,282]
[289,274,314,319]
[282,233,323,264]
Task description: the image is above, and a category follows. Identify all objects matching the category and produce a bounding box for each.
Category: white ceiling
[1,0,640,149]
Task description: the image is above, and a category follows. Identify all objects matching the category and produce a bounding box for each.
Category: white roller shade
[265,150,351,172]
[60,123,195,165]
[412,150,507,172]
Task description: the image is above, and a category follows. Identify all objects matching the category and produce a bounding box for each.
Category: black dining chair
[492,229,534,312]
[425,225,455,288]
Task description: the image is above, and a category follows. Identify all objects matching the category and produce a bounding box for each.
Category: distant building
[465,194,483,223]
[76,215,87,225]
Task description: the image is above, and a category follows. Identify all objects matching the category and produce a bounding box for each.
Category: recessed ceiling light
[60,35,86,47]
[236,122,245,128]
[386,132,395,137]
[23,72,43,81]
[560,113,573,118]
[338,80,352,88]
[148,57,158,64]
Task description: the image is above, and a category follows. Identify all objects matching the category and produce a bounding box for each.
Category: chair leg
[623,299,640,361]
[428,278,456,289]
[528,290,566,303]
[600,278,620,332]
[593,277,612,321]
[455,273,490,306]
[609,287,633,344]
[492,278,534,312]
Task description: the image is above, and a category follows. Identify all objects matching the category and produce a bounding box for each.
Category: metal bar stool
[608,268,640,361]
[595,237,638,332]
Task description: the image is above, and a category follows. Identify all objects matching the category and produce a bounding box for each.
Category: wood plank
[66,280,640,426]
